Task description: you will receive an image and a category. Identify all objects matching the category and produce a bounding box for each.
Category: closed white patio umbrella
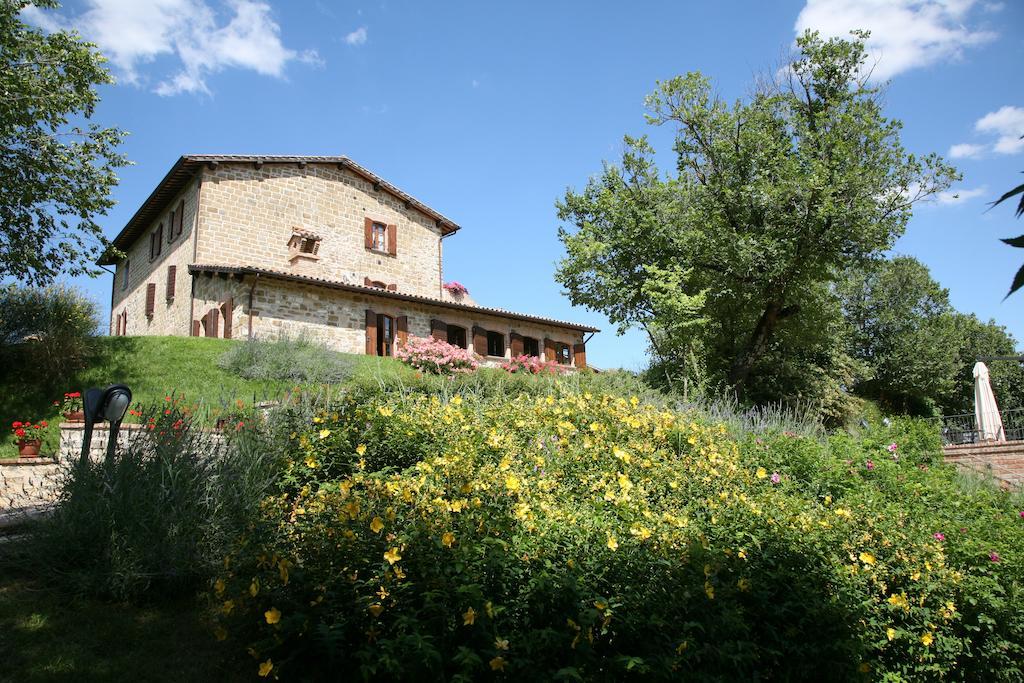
[974,362,1005,442]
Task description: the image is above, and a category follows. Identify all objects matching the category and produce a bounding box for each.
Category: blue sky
[26,0,1024,369]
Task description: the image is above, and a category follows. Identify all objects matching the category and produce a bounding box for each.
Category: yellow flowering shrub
[214,390,1024,680]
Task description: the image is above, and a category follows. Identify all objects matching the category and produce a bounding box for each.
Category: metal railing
[933,408,1024,446]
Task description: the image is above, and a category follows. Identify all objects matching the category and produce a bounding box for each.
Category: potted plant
[11,420,48,457]
[55,391,85,422]
[443,281,469,299]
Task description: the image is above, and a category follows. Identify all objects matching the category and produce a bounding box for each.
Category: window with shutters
[167,207,175,243]
[150,224,163,260]
[447,325,467,349]
[486,331,505,357]
[121,260,130,290]
[372,222,387,251]
[165,265,176,301]
[145,283,156,319]
[376,313,395,357]
[556,342,571,365]
[522,336,540,358]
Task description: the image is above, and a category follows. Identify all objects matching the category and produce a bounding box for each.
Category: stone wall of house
[194,163,445,300]
[110,177,200,337]
[943,440,1024,489]
[191,275,585,363]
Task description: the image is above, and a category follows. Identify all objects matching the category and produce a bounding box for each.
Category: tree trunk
[728,302,782,393]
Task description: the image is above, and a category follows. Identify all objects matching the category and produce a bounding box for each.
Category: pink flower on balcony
[443,281,469,296]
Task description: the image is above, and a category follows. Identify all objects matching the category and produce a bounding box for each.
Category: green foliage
[0,284,99,394]
[839,256,961,415]
[217,335,355,384]
[215,387,1024,680]
[0,0,129,286]
[12,403,279,600]
[991,163,1024,297]
[943,314,1024,415]
[556,30,957,410]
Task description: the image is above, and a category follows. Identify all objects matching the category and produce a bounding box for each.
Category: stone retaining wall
[943,440,1024,489]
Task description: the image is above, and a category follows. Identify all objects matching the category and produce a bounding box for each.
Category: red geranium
[57,391,83,414]
[11,420,47,441]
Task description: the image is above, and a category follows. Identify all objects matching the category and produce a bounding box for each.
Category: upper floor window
[121,260,130,290]
[486,331,505,357]
[372,222,387,251]
[149,224,163,260]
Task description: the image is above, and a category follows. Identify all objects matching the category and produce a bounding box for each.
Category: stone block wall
[943,440,1024,489]
[110,178,200,337]
[194,163,445,299]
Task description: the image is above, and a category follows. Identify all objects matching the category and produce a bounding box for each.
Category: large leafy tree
[943,314,1024,415]
[557,30,957,404]
[839,256,961,414]
[0,0,128,286]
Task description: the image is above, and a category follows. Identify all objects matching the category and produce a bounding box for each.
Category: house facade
[102,155,597,366]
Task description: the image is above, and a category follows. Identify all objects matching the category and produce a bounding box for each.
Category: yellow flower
[489,656,506,671]
[451,395,462,406]
[370,516,384,534]
[264,607,281,625]
[319,428,331,439]
[442,532,455,548]
[921,632,933,647]
[630,525,652,540]
[305,455,318,468]
[858,552,876,566]
[505,475,520,492]
[368,603,384,617]
[737,578,750,592]
[887,627,896,641]
[613,447,631,463]
[384,547,402,565]
[343,500,360,519]
[378,406,394,417]
[214,578,225,595]
[222,599,235,614]
[606,535,618,551]
[356,443,367,456]
[258,659,273,677]
[495,637,509,651]
[676,641,688,654]
[249,579,260,597]
[278,559,290,585]
[377,586,389,600]
[756,467,767,479]
[463,607,477,625]
[704,580,715,600]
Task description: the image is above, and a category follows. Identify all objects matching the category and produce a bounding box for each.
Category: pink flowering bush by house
[442,281,469,296]
[395,335,478,375]
[500,354,567,375]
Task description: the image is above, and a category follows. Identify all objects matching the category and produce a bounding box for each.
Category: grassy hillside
[1,336,413,457]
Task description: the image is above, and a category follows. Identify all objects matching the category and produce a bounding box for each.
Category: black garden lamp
[81,384,132,465]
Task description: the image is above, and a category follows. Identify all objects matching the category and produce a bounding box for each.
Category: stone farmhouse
[102,155,597,367]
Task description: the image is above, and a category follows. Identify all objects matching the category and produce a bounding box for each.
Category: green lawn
[0,570,247,683]
[1,335,413,458]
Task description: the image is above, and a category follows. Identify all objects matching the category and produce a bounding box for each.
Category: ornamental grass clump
[394,335,478,375]
[213,390,1024,680]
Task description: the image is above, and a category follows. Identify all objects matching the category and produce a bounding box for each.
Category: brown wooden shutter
[221,298,233,340]
[166,265,176,300]
[364,218,374,249]
[114,312,121,336]
[363,276,373,287]
[145,283,156,318]
[510,332,523,357]
[167,209,175,243]
[149,232,155,260]
[365,309,377,355]
[573,342,587,369]
[192,320,201,337]
[386,283,397,292]
[430,319,447,341]
[472,326,488,356]
[205,309,219,338]
[176,200,185,237]
[544,337,556,362]
[387,224,397,256]
[121,310,127,335]
[396,315,408,348]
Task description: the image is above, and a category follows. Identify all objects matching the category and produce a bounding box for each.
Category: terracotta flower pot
[63,411,85,423]
[17,439,42,457]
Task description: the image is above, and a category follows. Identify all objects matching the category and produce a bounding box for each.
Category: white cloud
[794,0,996,79]
[344,26,367,46]
[975,105,1024,154]
[949,143,986,159]
[935,186,987,205]
[22,0,315,96]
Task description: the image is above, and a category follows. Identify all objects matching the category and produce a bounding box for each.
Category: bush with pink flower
[442,281,469,297]
[394,335,478,375]
[500,354,567,375]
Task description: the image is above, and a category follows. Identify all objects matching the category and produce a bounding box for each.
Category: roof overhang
[189,264,600,334]
[99,155,462,265]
